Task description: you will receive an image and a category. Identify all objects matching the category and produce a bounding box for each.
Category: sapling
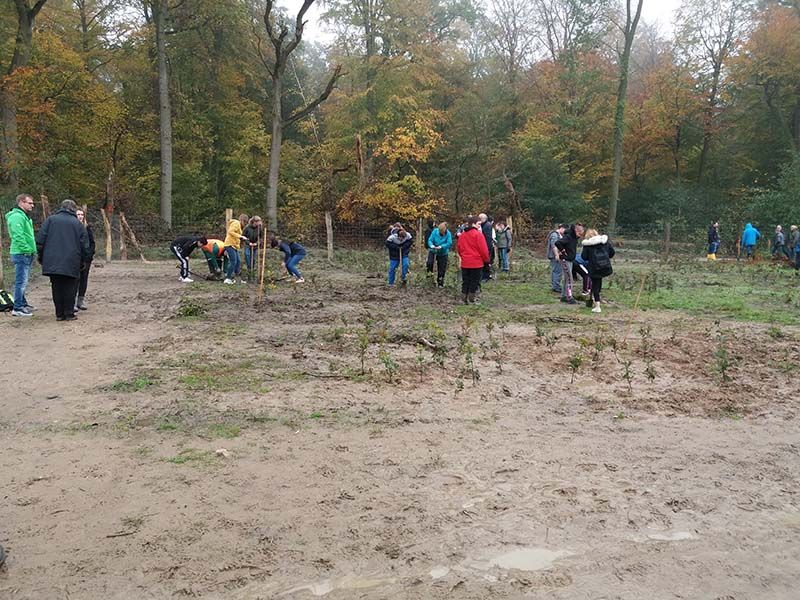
[621,359,634,394]
[568,352,583,384]
[378,349,399,383]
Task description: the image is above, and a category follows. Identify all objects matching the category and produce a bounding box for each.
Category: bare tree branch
[284,64,344,126]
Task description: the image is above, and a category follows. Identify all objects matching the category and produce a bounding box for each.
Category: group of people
[170,213,307,285]
[386,214,614,311]
[5,194,95,321]
[710,222,800,269]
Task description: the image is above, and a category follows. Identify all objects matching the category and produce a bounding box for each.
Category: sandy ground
[2,259,799,599]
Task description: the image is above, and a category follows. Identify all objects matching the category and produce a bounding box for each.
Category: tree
[259,0,342,230]
[1,0,49,194]
[607,0,643,233]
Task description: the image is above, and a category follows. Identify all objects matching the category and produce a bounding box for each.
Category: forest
[1,0,799,236]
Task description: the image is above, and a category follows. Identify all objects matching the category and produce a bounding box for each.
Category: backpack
[591,245,613,277]
[0,289,13,312]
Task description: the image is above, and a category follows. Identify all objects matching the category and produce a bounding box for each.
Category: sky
[280,0,685,44]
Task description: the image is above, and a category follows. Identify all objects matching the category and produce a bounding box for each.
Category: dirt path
[2,260,799,599]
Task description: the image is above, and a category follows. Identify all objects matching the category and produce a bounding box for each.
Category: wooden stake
[258,224,269,303]
[225,208,233,229]
[119,212,151,263]
[40,194,50,219]
[325,210,334,264]
[101,208,113,262]
[119,213,128,260]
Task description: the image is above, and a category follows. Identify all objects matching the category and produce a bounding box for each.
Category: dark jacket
[581,234,615,277]
[243,224,263,245]
[386,232,413,260]
[554,225,581,261]
[481,220,494,250]
[85,224,96,262]
[171,235,203,257]
[708,226,720,245]
[277,241,306,264]
[36,208,90,278]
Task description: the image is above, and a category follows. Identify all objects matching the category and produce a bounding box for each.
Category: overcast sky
[280,0,684,44]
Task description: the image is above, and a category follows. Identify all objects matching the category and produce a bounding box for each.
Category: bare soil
[2,259,799,599]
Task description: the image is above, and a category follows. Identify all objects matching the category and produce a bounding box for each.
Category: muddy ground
[2,257,799,599]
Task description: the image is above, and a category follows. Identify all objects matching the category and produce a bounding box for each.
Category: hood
[744,223,753,229]
[582,234,608,246]
[387,231,411,243]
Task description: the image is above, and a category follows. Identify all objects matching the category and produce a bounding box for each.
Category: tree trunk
[607,0,643,234]
[697,65,721,181]
[154,0,173,228]
[265,76,283,231]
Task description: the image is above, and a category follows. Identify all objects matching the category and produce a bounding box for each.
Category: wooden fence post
[40,194,50,219]
[225,208,233,229]
[325,211,334,264]
[119,215,128,261]
[663,222,671,258]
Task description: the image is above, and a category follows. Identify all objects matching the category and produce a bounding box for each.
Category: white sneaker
[294,277,305,283]
[223,278,234,285]
[11,309,32,317]
[180,276,194,283]
[591,302,601,313]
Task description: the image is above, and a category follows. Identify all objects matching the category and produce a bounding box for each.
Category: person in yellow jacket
[223,213,249,284]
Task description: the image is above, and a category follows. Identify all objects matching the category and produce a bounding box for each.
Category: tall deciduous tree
[1,0,49,193]
[607,0,643,233]
[259,0,342,230]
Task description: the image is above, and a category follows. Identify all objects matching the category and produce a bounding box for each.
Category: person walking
[171,233,207,282]
[546,224,565,293]
[35,199,90,321]
[495,221,512,273]
[458,215,490,304]
[707,221,720,261]
[427,222,452,287]
[772,225,790,259]
[581,228,616,313]
[5,193,37,317]
[386,226,413,287]
[223,213,249,284]
[272,236,307,283]
[74,207,95,311]
[553,222,585,304]
[789,225,799,262]
[740,222,760,259]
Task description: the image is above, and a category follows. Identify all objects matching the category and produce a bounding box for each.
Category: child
[580,228,615,313]
[271,236,307,283]
[171,233,207,282]
[386,226,413,287]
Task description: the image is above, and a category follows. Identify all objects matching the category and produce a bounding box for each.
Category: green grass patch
[105,375,158,393]
[166,448,219,466]
[205,422,241,438]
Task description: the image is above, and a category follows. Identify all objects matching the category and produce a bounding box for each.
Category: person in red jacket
[457,215,490,304]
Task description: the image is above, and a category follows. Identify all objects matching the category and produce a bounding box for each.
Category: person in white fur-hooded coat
[580,229,615,313]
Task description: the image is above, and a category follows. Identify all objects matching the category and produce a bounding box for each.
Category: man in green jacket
[5,193,37,317]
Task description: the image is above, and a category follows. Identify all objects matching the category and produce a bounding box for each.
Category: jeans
[744,244,755,258]
[498,248,509,271]
[244,246,258,271]
[388,256,409,285]
[224,246,241,279]
[286,251,306,279]
[549,258,562,291]
[11,253,34,310]
[708,241,719,254]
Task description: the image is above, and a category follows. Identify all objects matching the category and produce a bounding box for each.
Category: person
[572,255,591,298]
[427,222,452,287]
[546,224,565,293]
[479,213,495,281]
[201,238,227,278]
[794,233,800,272]
[5,193,37,317]
[170,233,207,282]
[242,215,264,278]
[707,221,720,261]
[271,236,307,283]
[424,219,436,277]
[74,208,95,311]
[495,221,512,273]
[386,226,413,287]
[581,228,616,313]
[790,225,799,261]
[553,222,585,304]
[740,222,760,259]
[35,199,90,321]
[223,213,249,284]
[772,225,789,259]
[457,215,490,304]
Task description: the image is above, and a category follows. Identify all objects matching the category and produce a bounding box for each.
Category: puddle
[280,575,396,597]
[430,566,450,580]
[469,547,572,572]
[647,531,696,541]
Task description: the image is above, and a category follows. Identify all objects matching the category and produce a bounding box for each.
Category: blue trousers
[498,248,509,271]
[286,251,306,279]
[388,256,409,285]
[224,246,241,278]
[550,258,563,291]
[11,253,34,310]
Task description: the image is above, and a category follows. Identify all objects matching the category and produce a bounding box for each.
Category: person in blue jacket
[271,236,307,283]
[740,223,761,259]
[427,222,452,287]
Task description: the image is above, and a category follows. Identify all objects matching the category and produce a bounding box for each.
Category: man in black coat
[479,213,495,281]
[36,199,91,321]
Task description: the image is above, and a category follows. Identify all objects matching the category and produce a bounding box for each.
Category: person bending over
[171,233,207,283]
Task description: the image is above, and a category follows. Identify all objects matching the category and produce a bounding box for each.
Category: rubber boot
[77,296,88,310]
[707,253,713,260]
[710,253,717,261]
